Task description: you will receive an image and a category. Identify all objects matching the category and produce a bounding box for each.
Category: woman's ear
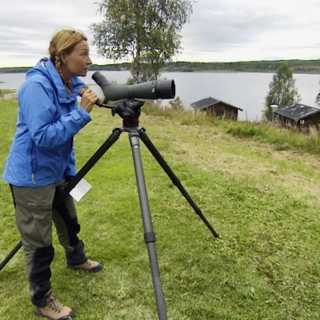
[61,53,67,64]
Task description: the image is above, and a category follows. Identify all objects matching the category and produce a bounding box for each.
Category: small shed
[191,97,243,120]
[273,104,320,132]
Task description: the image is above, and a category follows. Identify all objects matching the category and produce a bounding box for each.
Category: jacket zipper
[31,142,37,185]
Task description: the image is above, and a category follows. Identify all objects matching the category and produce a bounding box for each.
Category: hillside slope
[0,100,319,319]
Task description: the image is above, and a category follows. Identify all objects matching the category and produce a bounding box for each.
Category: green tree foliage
[91,0,193,82]
[264,62,300,120]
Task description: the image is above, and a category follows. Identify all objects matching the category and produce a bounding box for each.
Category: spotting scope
[92,71,176,102]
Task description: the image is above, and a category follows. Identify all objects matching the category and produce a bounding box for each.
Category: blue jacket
[3,57,91,187]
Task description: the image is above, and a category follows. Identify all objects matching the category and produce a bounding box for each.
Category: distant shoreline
[1,59,320,75]
[1,69,320,75]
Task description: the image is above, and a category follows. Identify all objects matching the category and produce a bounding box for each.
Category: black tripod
[1,100,219,320]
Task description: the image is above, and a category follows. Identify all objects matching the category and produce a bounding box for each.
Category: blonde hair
[49,29,87,88]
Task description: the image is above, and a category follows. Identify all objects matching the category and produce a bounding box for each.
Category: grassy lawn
[0,89,16,98]
[0,100,319,319]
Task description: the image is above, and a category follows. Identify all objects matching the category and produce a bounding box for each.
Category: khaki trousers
[10,180,87,307]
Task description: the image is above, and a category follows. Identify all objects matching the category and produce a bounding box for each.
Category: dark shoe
[69,259,103,273]
[35,291,73,320]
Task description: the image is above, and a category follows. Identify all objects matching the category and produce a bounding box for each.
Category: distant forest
[2,59,320,74]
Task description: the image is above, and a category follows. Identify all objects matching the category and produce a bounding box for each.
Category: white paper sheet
[69,179,92,202]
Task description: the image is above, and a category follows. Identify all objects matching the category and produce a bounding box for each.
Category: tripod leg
[128,132,167,320]
[65,128,122,193]
[138,128,219,238]
[0,185,22,272]
[0,241,22,271]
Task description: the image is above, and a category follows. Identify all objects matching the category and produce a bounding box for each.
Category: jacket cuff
[72,107,92,124]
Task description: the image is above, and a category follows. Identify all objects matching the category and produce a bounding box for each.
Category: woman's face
[63,40,92,77]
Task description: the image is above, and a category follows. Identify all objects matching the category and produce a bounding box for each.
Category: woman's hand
[80,88,98,113]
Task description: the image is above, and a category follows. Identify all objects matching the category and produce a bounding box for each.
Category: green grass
[144,104,320,155]
[223,121,320,154]
[0,100,319,319]
[0,88,16,98]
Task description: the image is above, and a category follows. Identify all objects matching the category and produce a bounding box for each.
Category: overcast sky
[1,0,320,67]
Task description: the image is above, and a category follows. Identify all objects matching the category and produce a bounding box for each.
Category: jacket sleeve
[21,81,91,149]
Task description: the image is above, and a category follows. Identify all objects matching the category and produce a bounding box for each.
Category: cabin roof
[191,96,243,111]
[273,104,320,121]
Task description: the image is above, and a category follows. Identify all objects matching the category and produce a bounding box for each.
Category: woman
[3,29,102,320]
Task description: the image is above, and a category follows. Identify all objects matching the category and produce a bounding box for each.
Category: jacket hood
[26,57,86,104]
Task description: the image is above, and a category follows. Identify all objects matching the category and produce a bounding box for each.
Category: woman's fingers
[83,90,98,104]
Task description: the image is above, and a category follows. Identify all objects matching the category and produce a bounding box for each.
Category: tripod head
[109,99,144,128]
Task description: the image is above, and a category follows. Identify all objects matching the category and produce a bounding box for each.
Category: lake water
[1,70,320,121]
